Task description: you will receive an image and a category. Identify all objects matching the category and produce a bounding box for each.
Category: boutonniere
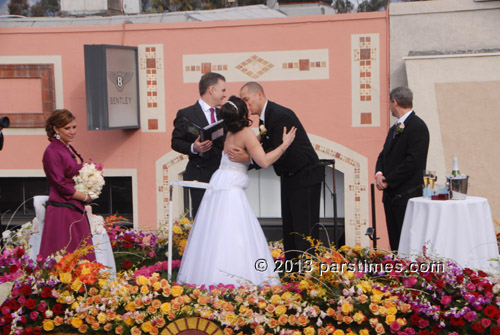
[259,124,267,136]
[396,122,405,134]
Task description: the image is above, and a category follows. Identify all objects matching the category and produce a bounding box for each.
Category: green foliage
[31,0,60,17]
[8,0,30,16]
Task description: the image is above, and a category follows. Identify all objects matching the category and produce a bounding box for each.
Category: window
[0,176,133,226]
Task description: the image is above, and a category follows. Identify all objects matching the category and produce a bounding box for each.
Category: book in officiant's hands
[183,117,225,142]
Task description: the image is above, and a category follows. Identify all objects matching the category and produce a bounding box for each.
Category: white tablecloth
[398,196,500,272]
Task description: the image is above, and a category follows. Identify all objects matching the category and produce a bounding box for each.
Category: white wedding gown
[177,153,280,287]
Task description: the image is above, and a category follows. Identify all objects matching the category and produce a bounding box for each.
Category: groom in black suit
[239,82,322,262]
[375,86,429,251]
[171,72,227,217]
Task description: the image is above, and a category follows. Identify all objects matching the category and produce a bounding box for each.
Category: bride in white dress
[177,96,296,287]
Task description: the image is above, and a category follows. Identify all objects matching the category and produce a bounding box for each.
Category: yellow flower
[172,225,182,234]
[298,280,310,290]
[125,302,136,312]
[270,294,281,305]
[97,312,107,323]
[140,285,150,294]
[353,245,363,253]
[341,302,353,315]
[43,319,55,331]
[71,317,83,329]
[71,301,79,310]
[141,321,153,333]
[387,306,398,315]
[333,330,345,335]
[59,272,72,284]
[371,294,382,304]
[271,249,282,259]
[359,330,370,335]
[160,302,171,314]
[385,314,396,325]
[274,305,287,316]
[124,317,134,326]
[339,245,351,252]
[71,279,83,292]
[225,313,237,324]
[304,326,315,335]
[353,311,365,324]
[136,276,149,286]
[357,280,372,293]
[180,217,191,225]
[171,285,184,297]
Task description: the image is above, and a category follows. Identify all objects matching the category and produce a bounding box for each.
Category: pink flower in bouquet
[464,310,478,322]
[440,295,451,306]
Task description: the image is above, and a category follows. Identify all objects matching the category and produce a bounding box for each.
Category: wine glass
[429,171,437,189]
[423,170,431,188]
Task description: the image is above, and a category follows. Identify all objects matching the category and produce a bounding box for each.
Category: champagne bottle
[452,157,460,177]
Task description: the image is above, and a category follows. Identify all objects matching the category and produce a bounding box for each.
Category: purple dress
[40,138,96,261]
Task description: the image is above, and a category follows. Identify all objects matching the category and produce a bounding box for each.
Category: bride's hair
[221,96,253,133]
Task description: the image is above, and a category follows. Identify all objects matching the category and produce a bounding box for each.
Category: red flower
[19,316,27,324]
[52,304,64,315]
[6,299,20,311]
[490,326,500,335]
[435,279,445,289]
[456,275,464,284]
[464,268,474,276]
[122,260,132,270]
[20,285,32,296]
[472,321,485,333]
[8,264,18,273]
[477,270,488,278]
[33,327,42,335]
[450,317,465,327]
[15,247,25,257]
[25,327,33,335]
[24,298,37,310]
[410,314,421,325]
[484,305,498,319]
[40,287,52,298]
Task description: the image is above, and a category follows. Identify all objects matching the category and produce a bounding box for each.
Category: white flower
[73,162,105,200]
[259,124,267,136]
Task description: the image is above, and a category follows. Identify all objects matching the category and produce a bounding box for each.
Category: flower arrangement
[73,160,105,200]
[1,217,499,335]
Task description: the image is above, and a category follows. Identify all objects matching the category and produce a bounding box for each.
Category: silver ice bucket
[446,175,469,200]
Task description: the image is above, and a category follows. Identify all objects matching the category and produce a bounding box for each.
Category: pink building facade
[0,11,390,248]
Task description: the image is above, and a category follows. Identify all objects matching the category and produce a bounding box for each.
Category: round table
[398,196,499,271]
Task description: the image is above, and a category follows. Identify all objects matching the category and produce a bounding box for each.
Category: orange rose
[297,316,310,327]
[375,323,385,334]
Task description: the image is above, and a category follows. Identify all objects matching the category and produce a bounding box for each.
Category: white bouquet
[73,161,105,200]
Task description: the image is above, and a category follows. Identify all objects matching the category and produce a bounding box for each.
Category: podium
[318,159,339,246]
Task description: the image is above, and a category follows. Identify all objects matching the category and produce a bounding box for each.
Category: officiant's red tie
[210,107,216,124]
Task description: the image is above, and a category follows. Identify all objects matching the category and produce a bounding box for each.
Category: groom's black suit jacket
[375,111,429,200]
[261,101,321,186]
[171,101,224,215]
[260,101,322,258]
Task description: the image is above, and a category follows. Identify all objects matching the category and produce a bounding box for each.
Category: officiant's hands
[227,146,250,162]
[193,135,213,153]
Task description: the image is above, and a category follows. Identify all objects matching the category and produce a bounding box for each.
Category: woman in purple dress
[40,109,96,261]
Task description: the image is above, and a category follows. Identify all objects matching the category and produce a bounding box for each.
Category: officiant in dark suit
[237,82,322,262]
[375,86,429,251]
[171,72,227,217]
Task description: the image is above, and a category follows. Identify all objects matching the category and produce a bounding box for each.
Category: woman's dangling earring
[55,133,61,140]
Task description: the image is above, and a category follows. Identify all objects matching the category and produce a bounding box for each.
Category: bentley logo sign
[107,71,134,92]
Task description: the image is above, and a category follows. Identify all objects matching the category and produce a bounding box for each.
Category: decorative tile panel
[139,44,166,132]
[183,49,329,83]
[352,34,380,127]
